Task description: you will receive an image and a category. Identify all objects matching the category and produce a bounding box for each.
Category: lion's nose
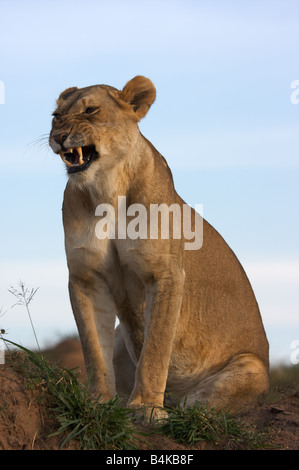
[54,133,68,147]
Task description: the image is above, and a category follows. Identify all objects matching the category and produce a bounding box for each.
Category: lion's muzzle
[60,145,98,173]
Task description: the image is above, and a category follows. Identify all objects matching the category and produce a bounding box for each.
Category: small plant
[8,282,41,352]
[159,399,268,449]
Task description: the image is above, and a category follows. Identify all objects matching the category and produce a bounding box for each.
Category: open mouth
[60,145,98,173]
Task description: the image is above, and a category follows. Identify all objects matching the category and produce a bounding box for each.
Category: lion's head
[49,76,156,183]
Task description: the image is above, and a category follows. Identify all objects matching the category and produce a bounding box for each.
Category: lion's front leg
[69,274,117,400]
[128,268,185,421]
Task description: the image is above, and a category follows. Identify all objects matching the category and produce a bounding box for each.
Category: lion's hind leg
[184,353,269,414]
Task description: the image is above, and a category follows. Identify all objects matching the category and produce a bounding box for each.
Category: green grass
[4,339,139,450]
[159,399,268,449]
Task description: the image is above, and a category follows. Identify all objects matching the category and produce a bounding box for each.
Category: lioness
[49,76,269,421]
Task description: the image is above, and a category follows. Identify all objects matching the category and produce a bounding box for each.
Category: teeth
[60,152,72,168]
[60,147,84,167]
[76,147,84,165]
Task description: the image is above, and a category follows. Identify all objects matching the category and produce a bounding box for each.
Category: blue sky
[0,0,299,365]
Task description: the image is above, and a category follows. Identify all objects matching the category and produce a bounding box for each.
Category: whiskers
[22,133,55,167]
[26,134,51,153]
[25,123,120,157]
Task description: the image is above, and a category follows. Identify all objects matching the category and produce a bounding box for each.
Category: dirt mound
[0,359,78,450]
[242,390,299,450]
[0,366,42,450]
[0,338,298,450]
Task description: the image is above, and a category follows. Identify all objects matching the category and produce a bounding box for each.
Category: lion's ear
[110,76,156,121]
[56,87,78,106]
[120,76,156,120]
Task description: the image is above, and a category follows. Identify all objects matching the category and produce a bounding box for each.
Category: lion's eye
[85,107,98,114]
[52,112,61,120]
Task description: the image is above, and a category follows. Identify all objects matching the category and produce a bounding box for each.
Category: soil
[0,338,298,451]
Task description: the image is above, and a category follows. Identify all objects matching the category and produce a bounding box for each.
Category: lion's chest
[64,208,111,269]
[64,206,145,309]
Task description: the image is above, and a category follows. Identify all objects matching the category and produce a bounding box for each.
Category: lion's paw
[128,402,168,424]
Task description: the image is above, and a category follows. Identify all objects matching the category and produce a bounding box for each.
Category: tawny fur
[49,76,269,421]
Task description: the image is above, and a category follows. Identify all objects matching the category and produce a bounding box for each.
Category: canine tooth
[76,146,84,165]
[60,152,72,168]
